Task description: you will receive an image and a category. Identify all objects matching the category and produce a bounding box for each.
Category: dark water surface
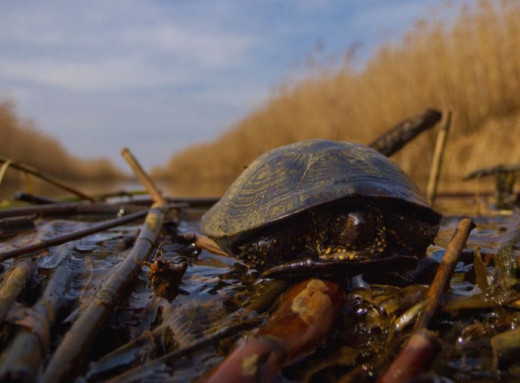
[0,183,519,382]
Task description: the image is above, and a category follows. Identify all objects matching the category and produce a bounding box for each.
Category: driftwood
[378,218,475,383]
[368,109,441,157]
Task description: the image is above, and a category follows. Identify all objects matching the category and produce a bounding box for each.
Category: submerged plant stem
[0,209,149,262]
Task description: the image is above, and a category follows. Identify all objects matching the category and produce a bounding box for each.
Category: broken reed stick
[41,203,169,383]
[0,208,150,262]
[414,217,475,331]
[378,218,475,383]
[205,279,344,383]
[94,281,288,381]
[0,258,34,323]
[0,155,96,201]
[41,147,170,383]
[12,191,59,204]
[0,254,80,382]
[0,201,146,219]
[128,196,220,208]
[0,216,35,239]
[121,148,166,205]
[426,111,452,204]
[368,109,442,157]
[105,318,262,383]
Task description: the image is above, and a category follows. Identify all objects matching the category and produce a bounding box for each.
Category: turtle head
[314,202,387,261]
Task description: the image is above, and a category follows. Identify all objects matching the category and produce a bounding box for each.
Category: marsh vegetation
[154,0,520,194]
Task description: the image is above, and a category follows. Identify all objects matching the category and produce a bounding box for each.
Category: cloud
[0,0,474,169]
[0,0,259,91]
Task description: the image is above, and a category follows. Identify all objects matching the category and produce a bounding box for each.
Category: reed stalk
[41,148,170,383]
[0,155,95,201]
[378,218,475,383]
[0,209,149,262]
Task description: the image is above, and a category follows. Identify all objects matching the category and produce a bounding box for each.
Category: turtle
[201,139,441,275]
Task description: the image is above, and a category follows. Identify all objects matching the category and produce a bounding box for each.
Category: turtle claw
[262,254,418,279]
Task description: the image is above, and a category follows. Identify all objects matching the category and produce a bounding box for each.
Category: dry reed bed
[156,0,520,193]
[0,101,124,182]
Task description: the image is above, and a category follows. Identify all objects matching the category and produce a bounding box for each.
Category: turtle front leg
[236,231,309,270]
[237,235,287,269]
[185,233,230,257]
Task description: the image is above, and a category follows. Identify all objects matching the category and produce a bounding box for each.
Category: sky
[0,0,471,171]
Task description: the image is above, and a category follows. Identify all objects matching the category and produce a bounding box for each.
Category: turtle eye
[330,211,375,250]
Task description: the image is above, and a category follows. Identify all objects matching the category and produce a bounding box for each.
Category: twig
[0,201,146,219]
[12,192,59,204]
[205,279,344,383]
[88,280,287,381]
[41,148,170,383]
[128,196,219,208]
[121,148,166,205]
[377,329,441,383]
[0,252,81,382]
[378,218,475,383]
[0,216,35,239]
[41,203,169,383]
[426,111,452,204]
[414,218,475,331]
[0,155,96,201]
[368,109,442,157]
[0,209,150,262]
[0,258,34,322]
[105,317,262,383]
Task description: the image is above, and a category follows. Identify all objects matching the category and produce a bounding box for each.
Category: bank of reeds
[0,101,124,182]
[155,0,520,193]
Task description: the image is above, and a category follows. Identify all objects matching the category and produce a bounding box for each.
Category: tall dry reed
[156,0,520,193]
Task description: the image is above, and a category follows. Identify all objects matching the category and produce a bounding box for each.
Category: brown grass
[0,101,124,182]
[154,0,520,193]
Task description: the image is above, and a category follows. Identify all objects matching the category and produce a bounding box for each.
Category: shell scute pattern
[201,139,441,267]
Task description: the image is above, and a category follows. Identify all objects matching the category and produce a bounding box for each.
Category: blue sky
[0,0,471,170]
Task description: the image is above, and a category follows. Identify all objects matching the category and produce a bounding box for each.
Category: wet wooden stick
[426,111,452,204]
[93,281,287,381]
[0,254,80,382]
[205,279,344,383]
[0,201,145,219]
[105,317,262,383]
[0,258,34,323]
[368,108,442,157]
[41,149,170,383]
[0,209,149,262]
[378,218,475,383]
[414,217,475,331]
[121,147,166,205]
[0,155,96,201]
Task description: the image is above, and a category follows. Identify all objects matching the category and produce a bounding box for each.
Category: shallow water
[0,192,519,382]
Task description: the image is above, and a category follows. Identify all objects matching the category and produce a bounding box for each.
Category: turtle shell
[201,139,439,249]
